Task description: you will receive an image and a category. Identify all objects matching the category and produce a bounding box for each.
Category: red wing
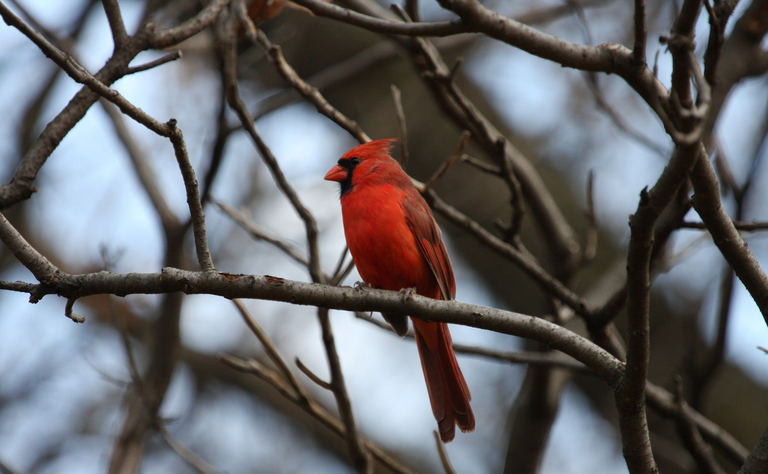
[403,193,456,301]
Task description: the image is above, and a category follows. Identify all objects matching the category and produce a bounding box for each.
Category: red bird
[325,138,475,442]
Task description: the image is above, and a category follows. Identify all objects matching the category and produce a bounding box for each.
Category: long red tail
[412,318,475,442]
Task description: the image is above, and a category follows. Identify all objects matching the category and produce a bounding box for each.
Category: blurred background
[1,0,767,473]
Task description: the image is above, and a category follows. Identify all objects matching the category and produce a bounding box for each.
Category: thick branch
[690,158,768,326]
[3,266,623,383]
[737,423,768,474]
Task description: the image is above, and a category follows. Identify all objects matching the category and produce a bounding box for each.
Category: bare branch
[404,0,419,23]
[619,141,707,474]
[253,30,371,144]
[672,378,726,474]
[0,0,228,209]
[64,298,85,323]
[0,212,59,284]
[100,100,179,233]
[123,51,182,76]
[216,201,309,267]
[583,73,669,157]
[422,130,469,191]
[288,0,470,37]
[679,220,768,231]
[232,299,310,401]
[738,423,768,474]
[317,308,372,473]
[432,0,669,115]
[295,358,334,391]
[423,189,591,316]
[391,11,583,274]
[646,383,749,465]
[0,280,38,293]
[459,154,500,175]
[220,22,324,284]
[632,0,647,64]
[390,85,410,169]
[167,120,215,272]
[150,0,231,49]
[582,171,598,264]
[101,0,128,48]
[220,354,417,474]
[433,431,458,474]
[3,268,623,382]
[252,41,401,121]
[156,422,224,474]
[496,138,525,241]
[690,157,768,326]
[355,311,592,372]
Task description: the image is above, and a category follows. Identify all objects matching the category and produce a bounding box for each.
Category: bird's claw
[354,281,371,289]
[399,287,417,302]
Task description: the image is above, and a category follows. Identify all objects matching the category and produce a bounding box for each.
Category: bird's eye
[350,157,361,165]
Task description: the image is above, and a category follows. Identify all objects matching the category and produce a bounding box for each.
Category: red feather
[325,139,475,442]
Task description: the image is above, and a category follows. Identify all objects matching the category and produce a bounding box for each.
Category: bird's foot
[399,287,417,303]
[354,281,371,289]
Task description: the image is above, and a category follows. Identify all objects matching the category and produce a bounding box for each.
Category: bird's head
[324,138,399,196]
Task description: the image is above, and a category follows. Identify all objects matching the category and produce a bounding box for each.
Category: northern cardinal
[325,138,475,442]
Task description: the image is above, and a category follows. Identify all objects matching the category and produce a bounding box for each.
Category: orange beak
[324,165,347,182]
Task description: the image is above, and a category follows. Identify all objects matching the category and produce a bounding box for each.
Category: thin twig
[317,307,372,473]
[220,354,416,474]
[254,30,371,144]
[156,420,226,474]
[331,247,350,281]
[582,170,598,264]
[583,72,668,158]
[100,100,179,233]
[422,130,470,191]
[295,358,334,391]
[331,260,357,286]
[123,51,182,75]
[390,85,410,170]
[251,41,402,122]
[200,81,232,205]
[391,3,583,274]
[353,311,592,372]
[672,378,726,474]
[496,137,525,241]
[433,431,458,474]
[216,201,309,267]
[64,298,85,323]
[232,299,310,402]
[0,0,228,210]
[459,154,500,175]
[221,22,323,284]
[289,0,469,36]
[422,190,591,316]
[678,220,768,231]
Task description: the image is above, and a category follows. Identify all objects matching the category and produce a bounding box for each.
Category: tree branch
[289,0,471,37]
